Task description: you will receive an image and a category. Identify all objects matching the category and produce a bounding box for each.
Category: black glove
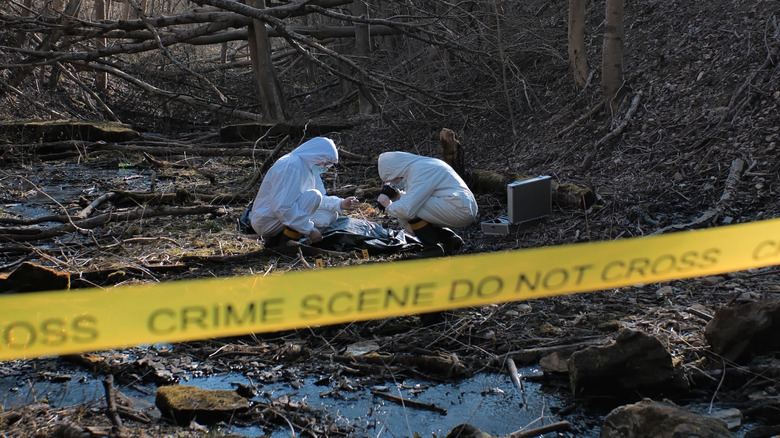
[378,184,401,211]
[380,184,401,201]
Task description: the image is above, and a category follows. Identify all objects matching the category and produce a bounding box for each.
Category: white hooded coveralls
[378,151,478,233]
[250,137,343,237]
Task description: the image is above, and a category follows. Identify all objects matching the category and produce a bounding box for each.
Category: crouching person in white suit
[377,151,478,258]
[249,137,359,247]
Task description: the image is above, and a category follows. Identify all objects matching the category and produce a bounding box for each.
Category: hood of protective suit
[289,137,338,168]
[378,151,417,181]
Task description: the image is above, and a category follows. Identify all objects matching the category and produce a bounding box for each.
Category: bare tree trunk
[568,0,588,88]
[353,0,372,115]
[602,0,624,117]
[246,0,288,121]
[94,0,108,91]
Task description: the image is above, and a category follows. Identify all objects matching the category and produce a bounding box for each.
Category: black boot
[437,227,464,255]
[409,219,445,258]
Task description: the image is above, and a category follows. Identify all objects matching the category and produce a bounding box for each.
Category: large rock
[445,424,496,438]
[0,262,70,293]
[600,399,733,438]
[704,299,780,362]
[568,328,688,396]
[155,385,250,425]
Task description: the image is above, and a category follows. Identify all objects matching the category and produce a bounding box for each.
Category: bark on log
[0,120,138,143]
[468,170,596,209]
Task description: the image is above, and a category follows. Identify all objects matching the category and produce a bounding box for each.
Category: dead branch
[247,135,291,190]
[78,61,266,122]
[101,374,125,435]
[503,421,571,438]
[651,157,745,235]
[77,192,116,219]
[125,0,227,104]
[594,92,643,149]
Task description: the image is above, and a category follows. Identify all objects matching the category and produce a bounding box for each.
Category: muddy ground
[2,0,780,436]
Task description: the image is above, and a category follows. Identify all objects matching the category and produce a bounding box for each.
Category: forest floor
[2,0,780,436]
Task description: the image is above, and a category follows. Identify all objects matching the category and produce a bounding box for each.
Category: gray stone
[600,399,733,438]
[568,328,688,396]
[155,385,250,425]
[704,299,780,362]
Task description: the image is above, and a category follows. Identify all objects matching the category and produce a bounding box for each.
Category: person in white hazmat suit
[249,137,360,247]
[377,151,478,257]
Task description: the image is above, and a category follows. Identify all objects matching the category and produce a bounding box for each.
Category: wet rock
[0,262,70,293]
[600,399,733,438]
[710,407,742,430]
[445,424,496,438]
[568,328,688,396]
[155,385,249,425]
[539,351,569,374]
[704,299,780,362]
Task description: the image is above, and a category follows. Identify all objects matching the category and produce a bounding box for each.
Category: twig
[505,357,526,408]
[297,247,311,269]
[684,307,713,322]
[370,390,447,415]
[708,358,727,414]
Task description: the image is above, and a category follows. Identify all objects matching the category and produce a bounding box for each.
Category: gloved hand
[378,184,400,211]
[380,184,401,201]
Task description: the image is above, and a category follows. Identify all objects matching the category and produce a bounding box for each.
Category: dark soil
[1,0,779,436]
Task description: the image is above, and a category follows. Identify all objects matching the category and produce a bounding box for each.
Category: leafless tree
[602,0,624,117]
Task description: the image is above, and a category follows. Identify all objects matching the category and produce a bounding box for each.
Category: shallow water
[0,360,581,437]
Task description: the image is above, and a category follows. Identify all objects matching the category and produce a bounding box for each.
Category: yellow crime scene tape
[1,218,779,361]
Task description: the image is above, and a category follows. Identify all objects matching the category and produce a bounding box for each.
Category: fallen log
[0,205,224,242]
[468,169,596,209]
[0,120,138,143]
